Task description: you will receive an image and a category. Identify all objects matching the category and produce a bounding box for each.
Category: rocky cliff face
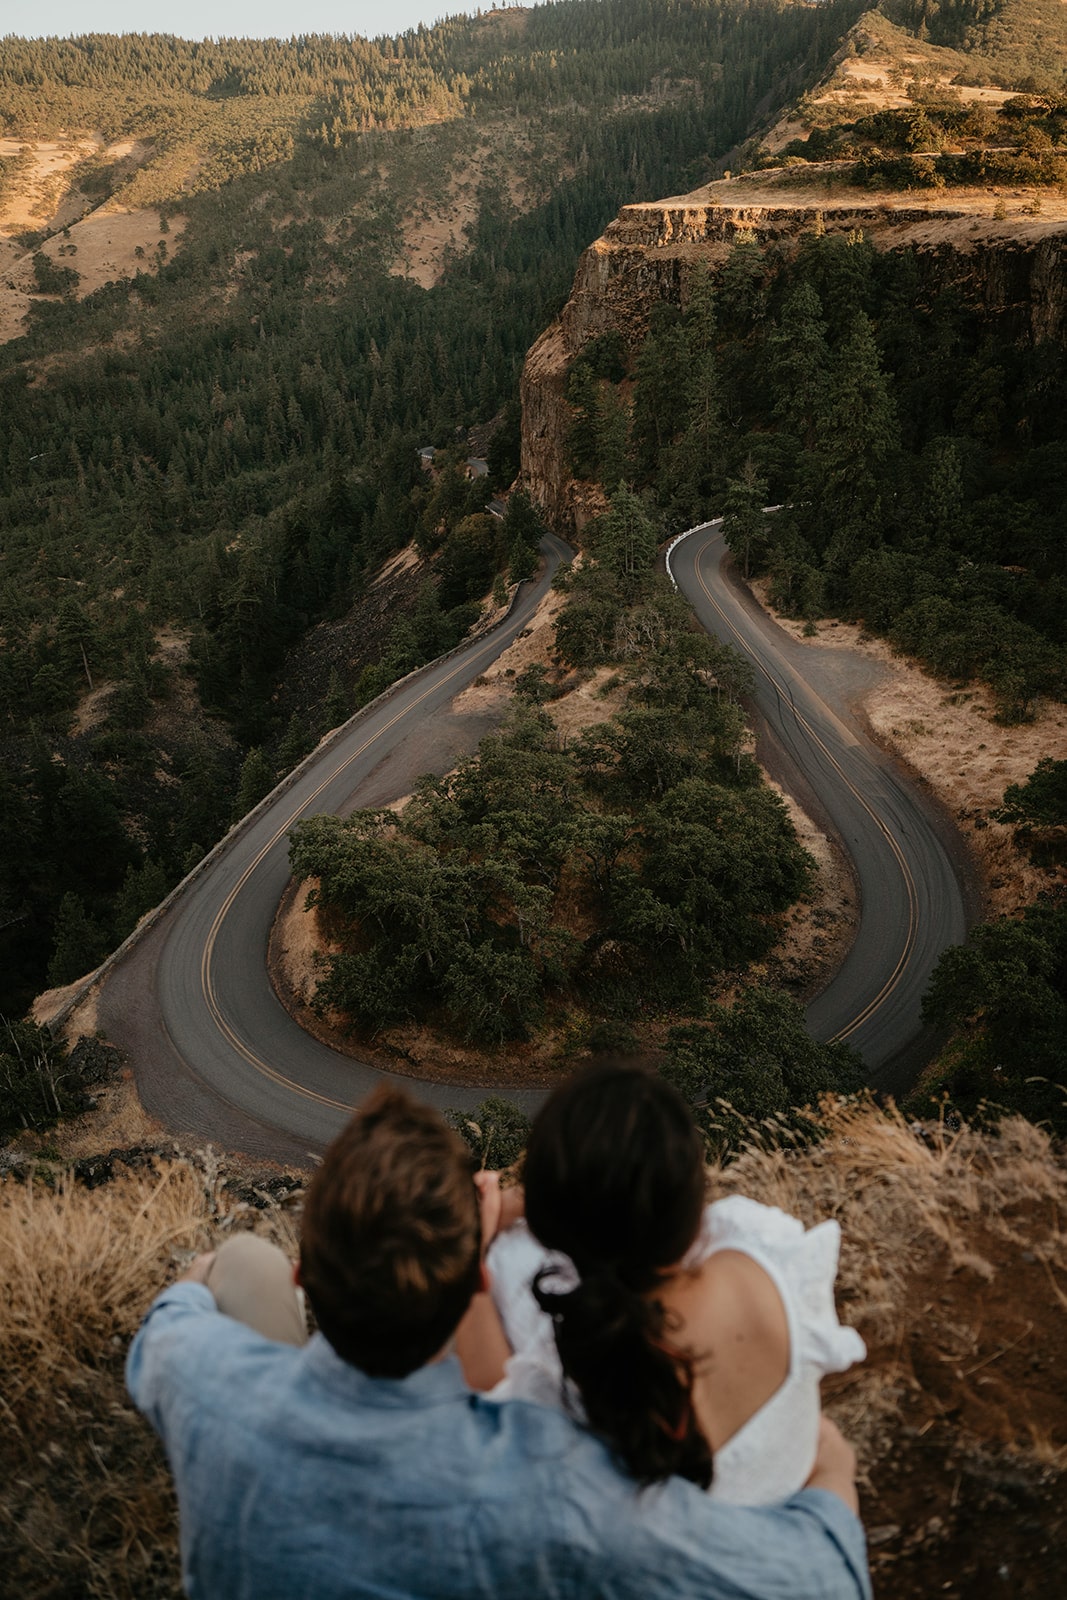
[520,174,1067,534]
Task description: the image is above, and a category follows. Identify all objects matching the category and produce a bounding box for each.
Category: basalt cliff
[520,172,1067,535]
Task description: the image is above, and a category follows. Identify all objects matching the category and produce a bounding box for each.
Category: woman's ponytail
[533,1262,712,1488]
[523,1063,712,1489]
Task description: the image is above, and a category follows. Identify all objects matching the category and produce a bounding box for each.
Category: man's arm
[454,1172,524,1390]
[610,1478,872,1600]
[125,1270,223,1423]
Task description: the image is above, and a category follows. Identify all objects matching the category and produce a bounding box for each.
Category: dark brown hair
[524,1063,712,1487]
[299,1085,481,1377]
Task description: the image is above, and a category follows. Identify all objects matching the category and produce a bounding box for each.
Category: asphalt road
[95,520,970,1162]
[668,522,970,1093]
[97,538,572,1162]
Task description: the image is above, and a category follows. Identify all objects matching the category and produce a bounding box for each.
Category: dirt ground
[0,136,183,344]
[753,587,1067,918]
[391,193,476,289]
[855,1208,1067,1599]
[24,989,166,1160]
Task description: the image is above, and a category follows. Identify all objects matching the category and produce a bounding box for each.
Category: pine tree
[722,459,770,580]
[234,747,275,820]
[113,858,170,940]
[276,712,311,775]
[770,281,829,453]
[48,893,107,987]
[797,313,899,584]
[630,306,687,480]
[322,669,350,731]
[594,486,659,601]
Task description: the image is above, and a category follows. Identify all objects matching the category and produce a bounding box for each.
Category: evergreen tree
[593,486,659,601]
[630,305,687,481]
[48,893,108,987]
[595,385,630,494]
[664,269,724,519]
[113,858,169,940]
[769,281,830,454]
[276,712,311,774]
[792,313,899,590]
[662,988,862,1155]
[322,669,350,730]
[722,459,770,580]
[234,747,275,820]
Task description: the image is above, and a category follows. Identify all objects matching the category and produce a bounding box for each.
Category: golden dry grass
[709,1098,1067,1486]
[0,1154,297,1599]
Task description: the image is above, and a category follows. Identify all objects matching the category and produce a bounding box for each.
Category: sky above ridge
[5,2,476,42]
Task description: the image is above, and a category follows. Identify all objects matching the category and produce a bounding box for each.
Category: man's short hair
[299,1086,481,1377]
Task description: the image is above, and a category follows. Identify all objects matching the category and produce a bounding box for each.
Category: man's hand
[473,1172,525,1254]
[805,1416,860,1515]
[178,1251,218,1287]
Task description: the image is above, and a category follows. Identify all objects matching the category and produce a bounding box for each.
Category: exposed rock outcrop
[521,174,1067,534]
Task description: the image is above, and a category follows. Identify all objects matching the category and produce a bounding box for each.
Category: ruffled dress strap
[689,1196,866,1378]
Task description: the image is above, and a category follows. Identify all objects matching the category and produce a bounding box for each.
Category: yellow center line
[198,627,518,1107]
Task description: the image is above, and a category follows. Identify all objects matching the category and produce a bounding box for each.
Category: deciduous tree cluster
[290,519,814,1042]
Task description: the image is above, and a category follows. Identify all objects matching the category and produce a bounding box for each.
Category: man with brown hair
[296,1086,483,1377]
[128,1084,871,1600]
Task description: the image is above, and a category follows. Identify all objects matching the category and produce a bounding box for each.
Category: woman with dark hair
[469,1063,864,1504]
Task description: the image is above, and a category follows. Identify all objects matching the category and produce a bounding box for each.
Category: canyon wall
[520,176,1067,535]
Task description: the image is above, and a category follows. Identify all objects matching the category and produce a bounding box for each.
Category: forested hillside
[3,0,1064,1034]
[566,236,1066,718]
[519,0,1067,1127]
[0,0,863,1016]
[553,232,1067,1121]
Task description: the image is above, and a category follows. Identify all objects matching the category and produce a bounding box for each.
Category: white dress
[486,1195,866,1506]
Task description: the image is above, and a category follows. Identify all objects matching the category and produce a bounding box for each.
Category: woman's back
[485,1063,865,1502]
[662,1246,789,1455]
[489,1194,865,1503]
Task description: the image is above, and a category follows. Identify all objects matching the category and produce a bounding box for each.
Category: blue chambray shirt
[127,1283,872,1600]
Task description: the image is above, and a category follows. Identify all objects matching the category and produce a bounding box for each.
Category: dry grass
[710,1096,1067,1542]
[0,133,183,346]
[713,1097,1064,1329]
[0,1153,298,1599]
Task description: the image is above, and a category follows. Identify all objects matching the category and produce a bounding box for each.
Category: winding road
[669,522,970,1092]
[92,522,970,1163]
[96,537,572,1164]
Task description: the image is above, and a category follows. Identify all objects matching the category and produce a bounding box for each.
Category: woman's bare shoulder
[672,1248,788,1341]
[662,1250,791,1453]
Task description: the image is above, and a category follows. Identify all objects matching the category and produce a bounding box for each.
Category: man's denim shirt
[127,1283,872,1600]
